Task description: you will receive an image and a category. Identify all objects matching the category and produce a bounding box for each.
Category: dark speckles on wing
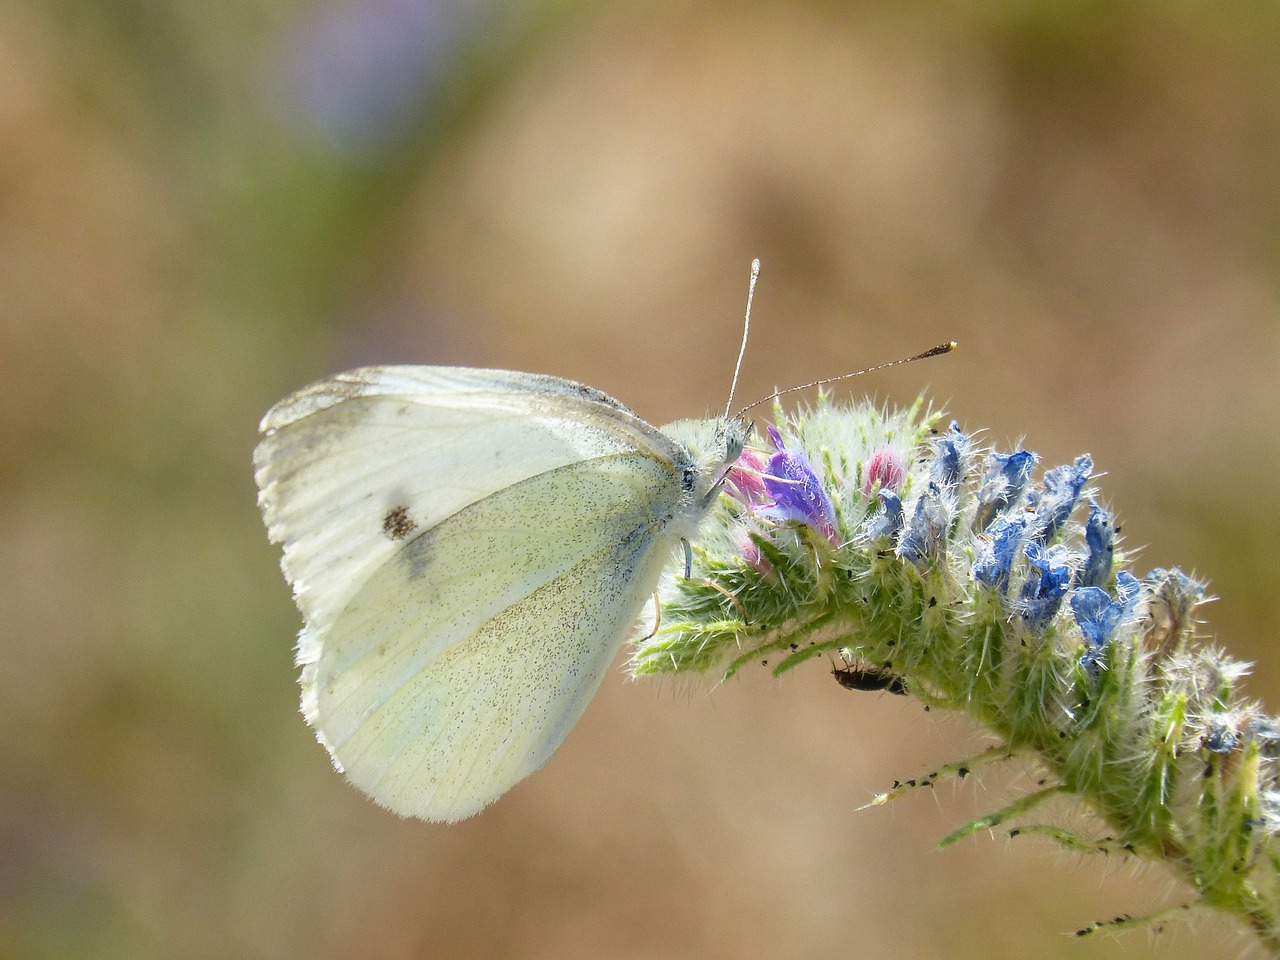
[382,505,418,541]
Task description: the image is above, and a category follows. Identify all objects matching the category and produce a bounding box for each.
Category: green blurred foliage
[3,1,1280,958]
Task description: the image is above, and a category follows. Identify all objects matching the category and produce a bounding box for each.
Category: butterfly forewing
[255,367,678,625]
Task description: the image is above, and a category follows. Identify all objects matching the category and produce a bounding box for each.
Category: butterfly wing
[254,366,691,821]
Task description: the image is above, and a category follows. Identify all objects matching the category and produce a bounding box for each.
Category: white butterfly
[254,365,746,821]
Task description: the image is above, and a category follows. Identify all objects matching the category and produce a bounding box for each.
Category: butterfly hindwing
[316,454,680,820]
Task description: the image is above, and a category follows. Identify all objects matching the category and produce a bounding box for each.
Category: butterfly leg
[700,578,747,622]
[638,591,663,642]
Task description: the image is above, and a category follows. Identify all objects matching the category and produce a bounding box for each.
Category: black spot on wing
[382,505,417,541]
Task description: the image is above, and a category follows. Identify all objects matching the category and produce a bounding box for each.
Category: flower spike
[632,393,1280,953]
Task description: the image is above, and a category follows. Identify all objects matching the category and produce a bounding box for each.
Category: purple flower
[1017,542,1073,631]
[760,427,838,543]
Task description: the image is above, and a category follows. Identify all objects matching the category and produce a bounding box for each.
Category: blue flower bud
[864,489,904,540]
[975,450,1036,531]
[1071,587,1116,646]
[1072,595,1115,675]
[1115,570,1141,606]
[1204,719,1240,754]
[1070,571,1140,677]
[1142,567,1207,655]
[973,513,1028,595]
[1028,455,1092,543]
[897,483,954,568]
[930,422,970,488]
[1078,498,1114,589]
[1018,542,1073,631]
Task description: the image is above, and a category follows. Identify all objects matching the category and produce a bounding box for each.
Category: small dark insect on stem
[832,661,908,696]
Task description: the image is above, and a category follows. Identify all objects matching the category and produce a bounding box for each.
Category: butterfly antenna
[735,340,957,419]
[724,258,761,419]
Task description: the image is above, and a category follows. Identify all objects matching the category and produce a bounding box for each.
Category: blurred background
[3,1,1280,957]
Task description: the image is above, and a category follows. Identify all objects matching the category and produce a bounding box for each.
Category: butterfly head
[663,417,750,518]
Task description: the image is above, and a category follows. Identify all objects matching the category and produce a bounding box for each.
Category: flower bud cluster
[632,395,1280,950]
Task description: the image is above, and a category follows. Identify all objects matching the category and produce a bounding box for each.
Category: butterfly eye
[682,465,697,492]
[719,421,746,464]
[726,433,744,463]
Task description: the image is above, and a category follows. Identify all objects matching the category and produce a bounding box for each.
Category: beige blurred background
[4,1,1280,957]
